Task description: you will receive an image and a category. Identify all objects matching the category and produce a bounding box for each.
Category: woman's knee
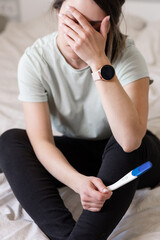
[1,128,26,142]
[101,135,146,176]
[0,129,27,151]
[0,129,28,167]
[102,135,124,158]
[103,134,147,160]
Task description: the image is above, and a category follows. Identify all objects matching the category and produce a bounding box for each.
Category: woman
[0,0,160,239]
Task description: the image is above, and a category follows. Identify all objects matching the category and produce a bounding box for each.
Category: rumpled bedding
[0,173,160,240]
[0,11,160,240]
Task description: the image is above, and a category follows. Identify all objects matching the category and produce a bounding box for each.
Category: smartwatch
[92,65,115,81]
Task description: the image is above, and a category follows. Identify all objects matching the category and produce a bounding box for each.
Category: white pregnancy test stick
[108,161,152,191]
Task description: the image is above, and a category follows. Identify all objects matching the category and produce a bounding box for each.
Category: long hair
[52,0,127,63]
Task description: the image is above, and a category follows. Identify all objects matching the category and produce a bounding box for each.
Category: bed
[0,2,160,239]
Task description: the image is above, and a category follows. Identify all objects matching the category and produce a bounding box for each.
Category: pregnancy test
[108,161,152,191]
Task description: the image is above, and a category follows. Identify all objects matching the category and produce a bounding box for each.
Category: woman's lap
[0,129,75,239]
[0,128,160,240]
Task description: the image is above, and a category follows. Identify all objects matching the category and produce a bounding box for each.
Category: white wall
[123,1,160,22]
[18,0,160,23]
[19,0,52,22]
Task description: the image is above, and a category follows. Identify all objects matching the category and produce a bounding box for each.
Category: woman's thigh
[98,130,160,189]
[68,131,160,240]
[0,129,79,239]
[54,135,107,177]
[0,129,107,179]
[137,130,160,189]
[0,128,108,239]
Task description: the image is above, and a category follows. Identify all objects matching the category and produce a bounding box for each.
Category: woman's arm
[91,59,149,152]
[60,6,149,152]
[23,102,112,212]
[23,102,82,189]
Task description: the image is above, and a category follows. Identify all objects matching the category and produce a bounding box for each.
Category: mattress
[0,9,160,240]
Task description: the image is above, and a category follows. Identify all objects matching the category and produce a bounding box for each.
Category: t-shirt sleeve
[17,48,48,102]
[115,42,150,87]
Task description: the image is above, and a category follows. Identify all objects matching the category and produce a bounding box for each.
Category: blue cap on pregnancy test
[132,161,152,177]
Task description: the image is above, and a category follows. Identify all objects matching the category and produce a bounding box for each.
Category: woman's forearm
[95,78,142,151]
[32,139,113,212]
[58,6,145,151]
[90,58,145,152]
[33,140,84,192]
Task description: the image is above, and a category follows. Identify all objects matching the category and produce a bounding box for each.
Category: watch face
[101,65,115,80]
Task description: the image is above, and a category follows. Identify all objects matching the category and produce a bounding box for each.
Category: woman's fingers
[91,177,111,194]
[61,22,79,42]
[78,176,113,212]
[83,206,103,212]
[65,6,91,30]
[58,6,109,65]
[59,12,86,37]
[82,198,104,211]
[100,16,110,40]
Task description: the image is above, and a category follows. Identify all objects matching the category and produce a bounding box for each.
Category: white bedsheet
[0,11,160,240]
[0,172,160,240]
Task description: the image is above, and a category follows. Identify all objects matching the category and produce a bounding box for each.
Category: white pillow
[133,20,160,138]
[135,20,160,65]
[120,14,147,38]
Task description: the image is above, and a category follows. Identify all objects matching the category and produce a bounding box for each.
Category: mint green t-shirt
[18,31,149,140]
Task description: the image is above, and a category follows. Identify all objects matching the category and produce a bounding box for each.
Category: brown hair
[52,0,127,63]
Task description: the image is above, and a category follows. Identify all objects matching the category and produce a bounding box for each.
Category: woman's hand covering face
[59,6,110,66]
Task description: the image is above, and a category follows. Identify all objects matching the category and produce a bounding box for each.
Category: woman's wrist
[69,172,87,194]
[90,55,111,73]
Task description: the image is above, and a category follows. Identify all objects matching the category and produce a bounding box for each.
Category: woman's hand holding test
[75,175,112,212]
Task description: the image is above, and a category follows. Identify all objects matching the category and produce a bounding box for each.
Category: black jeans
[0,129,160,240]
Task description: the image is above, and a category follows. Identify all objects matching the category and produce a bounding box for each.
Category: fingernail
[66,5,70,10]
[102,188,109,193]
[106,15,110,21]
